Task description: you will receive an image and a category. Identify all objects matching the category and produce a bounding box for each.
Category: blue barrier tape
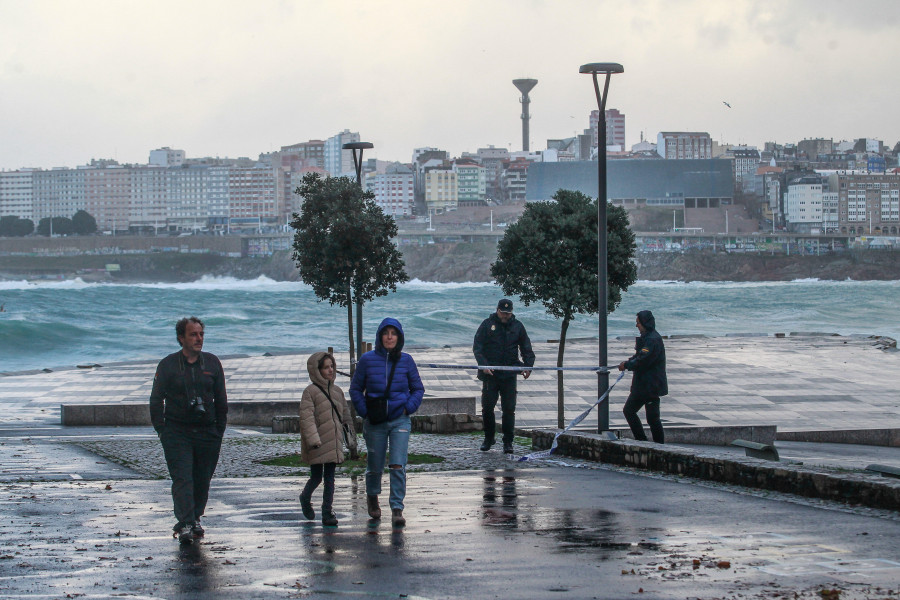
[517,371,626,462]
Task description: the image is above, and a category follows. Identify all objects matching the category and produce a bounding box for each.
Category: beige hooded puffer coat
[299,352,356,465]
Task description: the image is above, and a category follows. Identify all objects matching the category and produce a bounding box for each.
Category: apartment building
[84,166,133,232]
[166,165,210,231]
[0,169,35,220]
[366,164,416,217]
[129,166,168,232]
[828,171,900,235]
[453,161,487,206]
[149,147,186,167]
[280,140,325,170]
[784,176,825,232]
[33,168,86,224]
[657,132,713,160]
[502,158,530,203]
[423,168,457,213]
[590,108,626,150]
[227,166,286,229]
[324,129,359,178]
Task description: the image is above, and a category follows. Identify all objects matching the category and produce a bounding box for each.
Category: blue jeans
[363,415,411,510]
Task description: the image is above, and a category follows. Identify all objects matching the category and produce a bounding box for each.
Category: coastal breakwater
[3,239,900,283]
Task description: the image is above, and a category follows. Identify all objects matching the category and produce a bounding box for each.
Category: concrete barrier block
[122,404,152,426]
[272,415,301,434]
[94,404,125,426]
[60,404,95,426]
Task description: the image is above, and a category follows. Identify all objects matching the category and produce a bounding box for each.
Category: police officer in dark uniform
[473,299,535,454]
[618,310,667,443]
[150,316,227,544]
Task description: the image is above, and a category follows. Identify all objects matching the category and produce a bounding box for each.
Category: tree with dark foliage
[491,189,636,427]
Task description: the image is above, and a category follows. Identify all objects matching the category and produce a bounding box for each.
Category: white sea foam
[402,278,497,291]
[132,275,309,291]
[0,277,93,290]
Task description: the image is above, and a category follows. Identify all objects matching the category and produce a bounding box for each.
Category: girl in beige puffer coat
[299,352,356,526]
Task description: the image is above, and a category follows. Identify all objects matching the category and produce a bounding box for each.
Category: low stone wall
[777,428,900,447]
[531,429,900,511]
[411,413,482,433]
[62,396,477,427]
[615,425,776,445]
[273,413,482,434]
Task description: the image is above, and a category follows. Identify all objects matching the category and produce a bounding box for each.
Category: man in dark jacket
[618,310,667,443]
[473,299,535,453]
[150,316,227,544]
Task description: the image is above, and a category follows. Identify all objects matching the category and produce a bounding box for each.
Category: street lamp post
[342,141,375,363]
[580,62,623,436]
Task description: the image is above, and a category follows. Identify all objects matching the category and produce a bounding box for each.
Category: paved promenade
[2,334,897,434]
[1,335,899,598]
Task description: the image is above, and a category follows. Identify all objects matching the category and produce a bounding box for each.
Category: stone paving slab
[0,336,897,437]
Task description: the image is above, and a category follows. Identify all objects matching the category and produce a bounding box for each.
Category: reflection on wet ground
[2,471,898,599]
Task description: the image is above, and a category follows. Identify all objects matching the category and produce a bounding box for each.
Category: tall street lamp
[580,62,623,436]
[342,141,375,363]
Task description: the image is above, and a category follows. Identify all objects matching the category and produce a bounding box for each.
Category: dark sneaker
[191,521,205,538]
[480,439,495,452]
[321,510,338,527]
[174,525,193,545]
[391,508,406,527]
[503,443,514,454]
[300,494,315,520]
[367,495,381,520]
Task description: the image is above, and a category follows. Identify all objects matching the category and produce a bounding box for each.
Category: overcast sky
[2,0,899,171]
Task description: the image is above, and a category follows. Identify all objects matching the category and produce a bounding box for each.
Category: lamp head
[579,63,624,75]
[342,142,374,150]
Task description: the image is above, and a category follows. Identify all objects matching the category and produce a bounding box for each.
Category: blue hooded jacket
[350,317,425,421]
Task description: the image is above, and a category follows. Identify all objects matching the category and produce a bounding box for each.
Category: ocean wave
[402,279,498,290]
[131,275,309,291]
[0,277,95,290]
[635,279,900,289]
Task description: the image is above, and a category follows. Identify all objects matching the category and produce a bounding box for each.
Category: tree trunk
[556,315,570,429]
[356,295,364,362]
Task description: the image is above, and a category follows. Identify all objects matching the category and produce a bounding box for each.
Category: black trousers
[481,377,517,445]
[301,463,336,510]
[159,424,223,529]
[622,392,664,443]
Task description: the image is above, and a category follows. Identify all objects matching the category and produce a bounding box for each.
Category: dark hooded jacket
[623,310,668,397]
[473,312,535,381]
[350,318,425,421]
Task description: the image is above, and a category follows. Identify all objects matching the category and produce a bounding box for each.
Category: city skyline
[2,0,899,171]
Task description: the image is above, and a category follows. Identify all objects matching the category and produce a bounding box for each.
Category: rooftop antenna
[513,78,538,152]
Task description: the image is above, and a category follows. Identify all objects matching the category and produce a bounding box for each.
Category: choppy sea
[1,277,898,373]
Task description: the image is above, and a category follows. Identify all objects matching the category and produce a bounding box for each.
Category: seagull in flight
[722,101,732,108]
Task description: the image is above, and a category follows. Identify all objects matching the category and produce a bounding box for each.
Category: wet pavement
[2,469,899,599]
[1,336,899,598]
[3,335,899,435]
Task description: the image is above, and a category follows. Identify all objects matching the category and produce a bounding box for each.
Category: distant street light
[343,141,375,363]
[580,61,623,436]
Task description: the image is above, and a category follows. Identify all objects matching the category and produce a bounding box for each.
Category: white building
[366,165,416,217]
[0,169,36,220]
[149,147,186,167]
[784,176,825,231]
[324,129,360,178]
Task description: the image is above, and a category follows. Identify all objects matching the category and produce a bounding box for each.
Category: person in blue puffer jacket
[350,317,424,527]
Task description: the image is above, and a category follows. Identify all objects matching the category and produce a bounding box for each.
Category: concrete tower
[513,78,538,152]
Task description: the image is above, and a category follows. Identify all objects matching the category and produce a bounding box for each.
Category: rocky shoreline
[2,243,900,283]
